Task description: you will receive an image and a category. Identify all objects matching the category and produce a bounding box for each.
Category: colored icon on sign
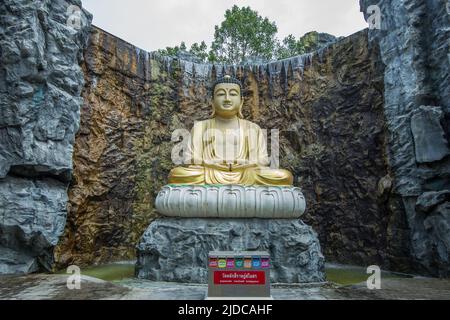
[235,257,244,268]
[244,257,252,268]
[209,257,218,268]
[252,257,261,268]
[261,257,270,268]
[226,258,234,268]
[218,258,226,268]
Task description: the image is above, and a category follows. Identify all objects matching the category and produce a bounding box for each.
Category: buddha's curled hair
[211,75,243,98]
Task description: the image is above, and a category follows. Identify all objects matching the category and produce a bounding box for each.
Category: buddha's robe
[168,118,293,186]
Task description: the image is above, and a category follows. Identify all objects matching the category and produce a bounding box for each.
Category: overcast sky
[82,0,368,52]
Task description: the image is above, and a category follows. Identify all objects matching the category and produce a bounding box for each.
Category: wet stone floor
[0,263,449,300]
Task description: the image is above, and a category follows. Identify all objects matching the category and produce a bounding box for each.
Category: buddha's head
[211,75,244,119]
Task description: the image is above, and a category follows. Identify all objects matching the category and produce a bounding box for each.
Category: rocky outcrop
[360,0,450,276]
[55,27,391,272]
[411,106,449,163]
[0,0,92,273]
[136,218,325,283]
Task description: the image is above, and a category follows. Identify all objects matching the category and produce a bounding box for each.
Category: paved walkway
[1,274,449,300]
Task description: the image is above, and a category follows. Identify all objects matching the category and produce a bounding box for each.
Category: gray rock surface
[414,190,450,274]
[136,218,325,284]
[0,176,68,273]
[0,0,92,273]
[360,0,450,276]
[411,106,449,163]
[416,190,450,213]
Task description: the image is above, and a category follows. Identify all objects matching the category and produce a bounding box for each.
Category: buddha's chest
[213,128,244,160]
[215,129,240,145]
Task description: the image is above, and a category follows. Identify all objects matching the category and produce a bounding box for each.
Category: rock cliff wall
[0,0,91,273]
[360,0,449,276]
[54,26,393,271]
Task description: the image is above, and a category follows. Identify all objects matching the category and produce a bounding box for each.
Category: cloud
[82,0,368,52]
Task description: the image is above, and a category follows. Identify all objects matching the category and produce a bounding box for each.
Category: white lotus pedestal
[155,185,306,218]
[135,185,325,284]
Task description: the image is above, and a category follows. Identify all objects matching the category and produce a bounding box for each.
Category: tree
[275,32,337,60]
[158,41,187,57]
[189,41,208,62]
[275,34,298,60]
[209,5,278,64]
[158,41,211,63]
[156,7,337,63]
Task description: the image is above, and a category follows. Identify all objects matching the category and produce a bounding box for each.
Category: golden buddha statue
[168,75,293,186]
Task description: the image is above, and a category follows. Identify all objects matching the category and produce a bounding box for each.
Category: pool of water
[325,264,412,286]
[59,262,135,282]
[71,262,413,285]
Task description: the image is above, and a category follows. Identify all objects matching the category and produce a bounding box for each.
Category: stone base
[135,218,325,283]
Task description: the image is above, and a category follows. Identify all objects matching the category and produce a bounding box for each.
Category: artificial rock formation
[2,0,448,278]
[136,218,325,283]
[360,0,450,276]
[0,0,92,273]
[55,26,391,272]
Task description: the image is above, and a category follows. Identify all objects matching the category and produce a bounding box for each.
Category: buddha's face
[212,83,243,118]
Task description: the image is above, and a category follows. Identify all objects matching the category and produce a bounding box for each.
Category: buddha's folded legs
[248,167,294,186]
[168,166,206,184]
[168,166,293,186]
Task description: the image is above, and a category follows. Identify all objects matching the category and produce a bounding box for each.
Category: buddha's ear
[211,103,216,117]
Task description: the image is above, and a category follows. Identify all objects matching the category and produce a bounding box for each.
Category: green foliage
[209,5,278,64]
[157,6,336,63]
[158,41,210,63]
[189,41,208,62]
[275,34,299,60]
[276,32,337,59]
[158,41,187,57]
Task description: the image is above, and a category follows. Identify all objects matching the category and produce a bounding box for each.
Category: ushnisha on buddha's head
[211,75,244,119]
